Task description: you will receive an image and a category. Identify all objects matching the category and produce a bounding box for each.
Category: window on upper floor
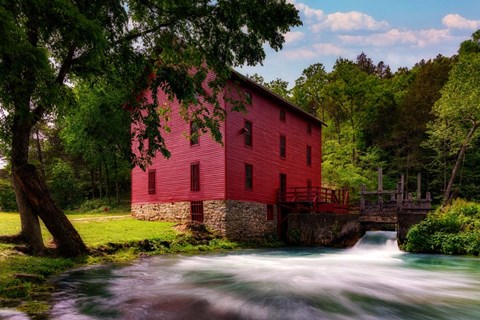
[280,109,286,122]
[191,163,200,191]
[244,120,252,147]
[190,121,199,145]
[148,170,156,194]
[280,135,286,158]
[306,145,312,166]
[245,163,253,190]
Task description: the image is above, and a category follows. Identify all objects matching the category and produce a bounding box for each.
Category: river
[50,231,480,320]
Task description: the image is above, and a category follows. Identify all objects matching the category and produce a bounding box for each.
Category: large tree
[428,45,480,206]
[0,0,301,256]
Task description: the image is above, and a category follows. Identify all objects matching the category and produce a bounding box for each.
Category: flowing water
[51,231,480,320]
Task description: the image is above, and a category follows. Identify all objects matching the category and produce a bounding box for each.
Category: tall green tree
[291,63,328,117]
[248,73,290,98]
[0,0,301,256]
[427,35,480,205]
[61,80,132,204]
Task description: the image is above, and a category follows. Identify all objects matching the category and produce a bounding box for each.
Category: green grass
[0,211,242,318]
[71,217,178,246]
[0,212,22,235]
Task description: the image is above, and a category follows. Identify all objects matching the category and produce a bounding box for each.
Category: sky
[239,0,480,86]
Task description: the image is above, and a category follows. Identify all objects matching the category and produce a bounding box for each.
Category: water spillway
[51,235,480,319]
[351,230,400,252]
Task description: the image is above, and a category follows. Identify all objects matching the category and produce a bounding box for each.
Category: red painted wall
[131,75,323,205]
[224,80,322,204]
[131,88,226,205]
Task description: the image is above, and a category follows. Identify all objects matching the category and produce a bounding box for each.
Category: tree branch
[116,23,173,45]
[32,45,76,123]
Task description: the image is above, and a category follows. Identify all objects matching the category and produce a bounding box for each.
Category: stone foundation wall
[288,213,364,247]
[132,200,277,242]
[132,202,191,221]
[224,201,277,241]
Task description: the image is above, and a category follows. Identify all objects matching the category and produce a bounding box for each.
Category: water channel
[51,231,480,320]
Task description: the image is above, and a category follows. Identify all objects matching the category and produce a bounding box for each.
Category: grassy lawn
[0,212,178,246]
[0,211,239,319]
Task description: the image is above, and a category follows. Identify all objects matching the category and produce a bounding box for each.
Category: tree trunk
[11,110,87,257]
[91,169,96,200]
[13,177,46,254]
[99,165,103,198]
[11,115,45,253]
[114,156,119,204]
[104,159,111,204]
[13,164,88,257]
[443,122,479,207]
[34,125,45,176]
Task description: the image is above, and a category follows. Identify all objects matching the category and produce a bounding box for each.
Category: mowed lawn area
[0,211,178,247]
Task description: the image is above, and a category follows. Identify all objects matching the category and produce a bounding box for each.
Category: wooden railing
[278,187,349,205]
[360,168,432,214]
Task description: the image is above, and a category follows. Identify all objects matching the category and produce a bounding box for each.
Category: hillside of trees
[1,31,479,213]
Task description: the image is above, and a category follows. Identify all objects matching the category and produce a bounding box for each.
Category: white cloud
[311,11,389,32]
[340,28,452,47]
[284,31,305,44]
[283,48,317,59]
[312,43,345,56]
[288,1,324,20]
[283,43,345,59]
[442,14,480,30]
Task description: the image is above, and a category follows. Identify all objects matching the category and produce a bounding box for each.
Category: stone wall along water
[132,200,277,242]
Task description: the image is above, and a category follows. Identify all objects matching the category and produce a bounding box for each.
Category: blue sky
[240,0,480,86]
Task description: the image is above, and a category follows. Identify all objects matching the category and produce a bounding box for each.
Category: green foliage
[425,38,480,203]
[0,178,16,212]
[71,198,130,214]
[47,160,82,209]
[248,73,291,99]
[405,200,480,255]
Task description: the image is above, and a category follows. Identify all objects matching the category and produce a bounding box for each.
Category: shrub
[405,199,480,256]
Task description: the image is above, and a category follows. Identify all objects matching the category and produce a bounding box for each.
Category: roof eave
[230,70,327,127]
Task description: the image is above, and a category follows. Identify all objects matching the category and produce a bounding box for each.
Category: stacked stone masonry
[132,200,277,242]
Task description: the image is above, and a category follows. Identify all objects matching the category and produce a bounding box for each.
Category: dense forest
[1,30,479,212]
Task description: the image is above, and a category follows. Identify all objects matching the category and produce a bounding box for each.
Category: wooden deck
[278,187,349,214]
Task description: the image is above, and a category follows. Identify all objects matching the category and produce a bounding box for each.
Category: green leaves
[405,200,480,255]
[0,0,301,171]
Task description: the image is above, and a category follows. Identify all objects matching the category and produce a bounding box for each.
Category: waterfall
[351,231,400,253]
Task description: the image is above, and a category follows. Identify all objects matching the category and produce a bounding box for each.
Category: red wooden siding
[224,79,322,204]
[131,73,226,204]
[131,73,323,207]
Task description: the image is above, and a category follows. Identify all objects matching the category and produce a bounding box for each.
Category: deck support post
[360,184,366,213]
[416,173,421,201]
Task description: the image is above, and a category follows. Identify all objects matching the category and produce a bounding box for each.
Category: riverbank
[0,212,276,319]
